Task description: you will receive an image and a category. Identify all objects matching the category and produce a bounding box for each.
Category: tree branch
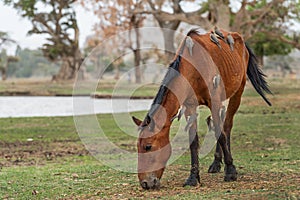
[262,31,300,49]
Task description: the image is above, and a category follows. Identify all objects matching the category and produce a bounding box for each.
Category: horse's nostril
[141,178,160,189]
[141,181,148,189]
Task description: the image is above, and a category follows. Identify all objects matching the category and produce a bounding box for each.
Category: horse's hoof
[224,173,237,181]
[183,174,200,187]
[208,161,221,173]
[224,164,237,182]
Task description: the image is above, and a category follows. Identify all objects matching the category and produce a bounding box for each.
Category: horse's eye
[145,144,152,151]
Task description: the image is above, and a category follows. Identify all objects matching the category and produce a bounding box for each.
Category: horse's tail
[245,43,273,106]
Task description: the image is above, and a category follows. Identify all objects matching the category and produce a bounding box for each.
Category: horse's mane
[147,37,187,118]
[141,29,205,128]
[186,28,205,36]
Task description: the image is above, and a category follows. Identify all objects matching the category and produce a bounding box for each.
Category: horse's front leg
[208,142,222,173]
[183,108,200,187]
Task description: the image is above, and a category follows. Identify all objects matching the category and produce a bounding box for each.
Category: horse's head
[132,115,171,190]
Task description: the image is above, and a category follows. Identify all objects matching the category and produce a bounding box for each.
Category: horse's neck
[153,90,181,129]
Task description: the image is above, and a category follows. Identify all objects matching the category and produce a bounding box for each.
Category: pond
[0,96,152,118]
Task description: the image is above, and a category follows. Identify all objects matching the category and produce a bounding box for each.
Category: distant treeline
[3,48,59,78]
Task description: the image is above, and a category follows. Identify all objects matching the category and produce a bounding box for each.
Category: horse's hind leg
[183,106,200,187]
[222,81,245,181]
[209,95,237,182]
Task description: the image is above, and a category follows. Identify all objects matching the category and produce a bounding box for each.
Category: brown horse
[132,28,272,189]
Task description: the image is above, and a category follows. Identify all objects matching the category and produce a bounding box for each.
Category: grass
[0,78,159,97]
[1,77,298,98]
[0,78,76,96]
[0,78,299,199]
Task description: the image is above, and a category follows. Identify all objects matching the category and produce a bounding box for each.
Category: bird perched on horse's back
[227,33,235,51]
[210,31,222,49]
[214,26,225,40]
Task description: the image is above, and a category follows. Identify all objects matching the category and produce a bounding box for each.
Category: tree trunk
[52,49,83,81]
[73,24,85,81]
[3,61,7,80]
[129,14,143,84]
[215,3,230,30]
[0,67,6,81]
[157,20,181,61]
[134,26,142,84]
[0,54,7,81]
[161,28,177,61]
[74,48,85,80]
[96,55,104,79]
[52,57,76,81]
[114,64,120,80]
[52,20,84,81]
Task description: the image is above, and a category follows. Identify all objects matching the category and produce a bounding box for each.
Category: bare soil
[0,140,89,167]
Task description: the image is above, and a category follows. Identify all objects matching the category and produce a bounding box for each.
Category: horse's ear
[132,116,142,126]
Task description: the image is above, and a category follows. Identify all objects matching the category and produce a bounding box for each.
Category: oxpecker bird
[184,113,198,132]
[185,36,194,56]
[227,33,235,51]
[213,74,221,89]
[206,115,215,132]
[210,31,221,49]
[214,26,225,41]
[171,105,186,121]
[219,106,226,123]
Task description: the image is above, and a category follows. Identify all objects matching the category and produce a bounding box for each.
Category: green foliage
[7,48,59,77]
[202,0,300,57]
[0,49,8,65]
[3,0,80,65]
[0,80,299,198]
[248,0,300,56]
[246,0,267,10]
[0,31,15,47]
[248,32,293,57]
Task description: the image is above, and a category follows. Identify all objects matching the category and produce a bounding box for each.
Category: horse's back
[188,30,249,98]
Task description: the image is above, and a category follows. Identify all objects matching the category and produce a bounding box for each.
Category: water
[0,96,152,118]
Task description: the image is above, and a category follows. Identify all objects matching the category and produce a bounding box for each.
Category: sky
[0,2,98,54]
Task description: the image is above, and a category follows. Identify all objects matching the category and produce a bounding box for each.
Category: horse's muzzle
[140,177,160,190]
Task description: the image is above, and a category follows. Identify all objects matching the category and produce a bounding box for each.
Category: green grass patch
[0,79,299,199]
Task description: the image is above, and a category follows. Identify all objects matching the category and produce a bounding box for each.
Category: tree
[248,32,293,65]
[0,32,18,80]
[0,49,19,80]
[0,31,15,47]
[86,0,300,70]
[146,0,182,60]
[6,47,59,78]
[135,0,300,63]
[83,0,147,83]
[3,0,83,81]
[235,0,300,64]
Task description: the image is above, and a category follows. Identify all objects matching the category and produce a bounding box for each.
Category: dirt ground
[0,78,299,199]
[1,139,299,199]
[0,140,89,167]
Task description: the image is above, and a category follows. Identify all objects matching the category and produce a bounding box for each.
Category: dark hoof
[183,174,200,187]
[224,165,237,182]
[208,160,221,173]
